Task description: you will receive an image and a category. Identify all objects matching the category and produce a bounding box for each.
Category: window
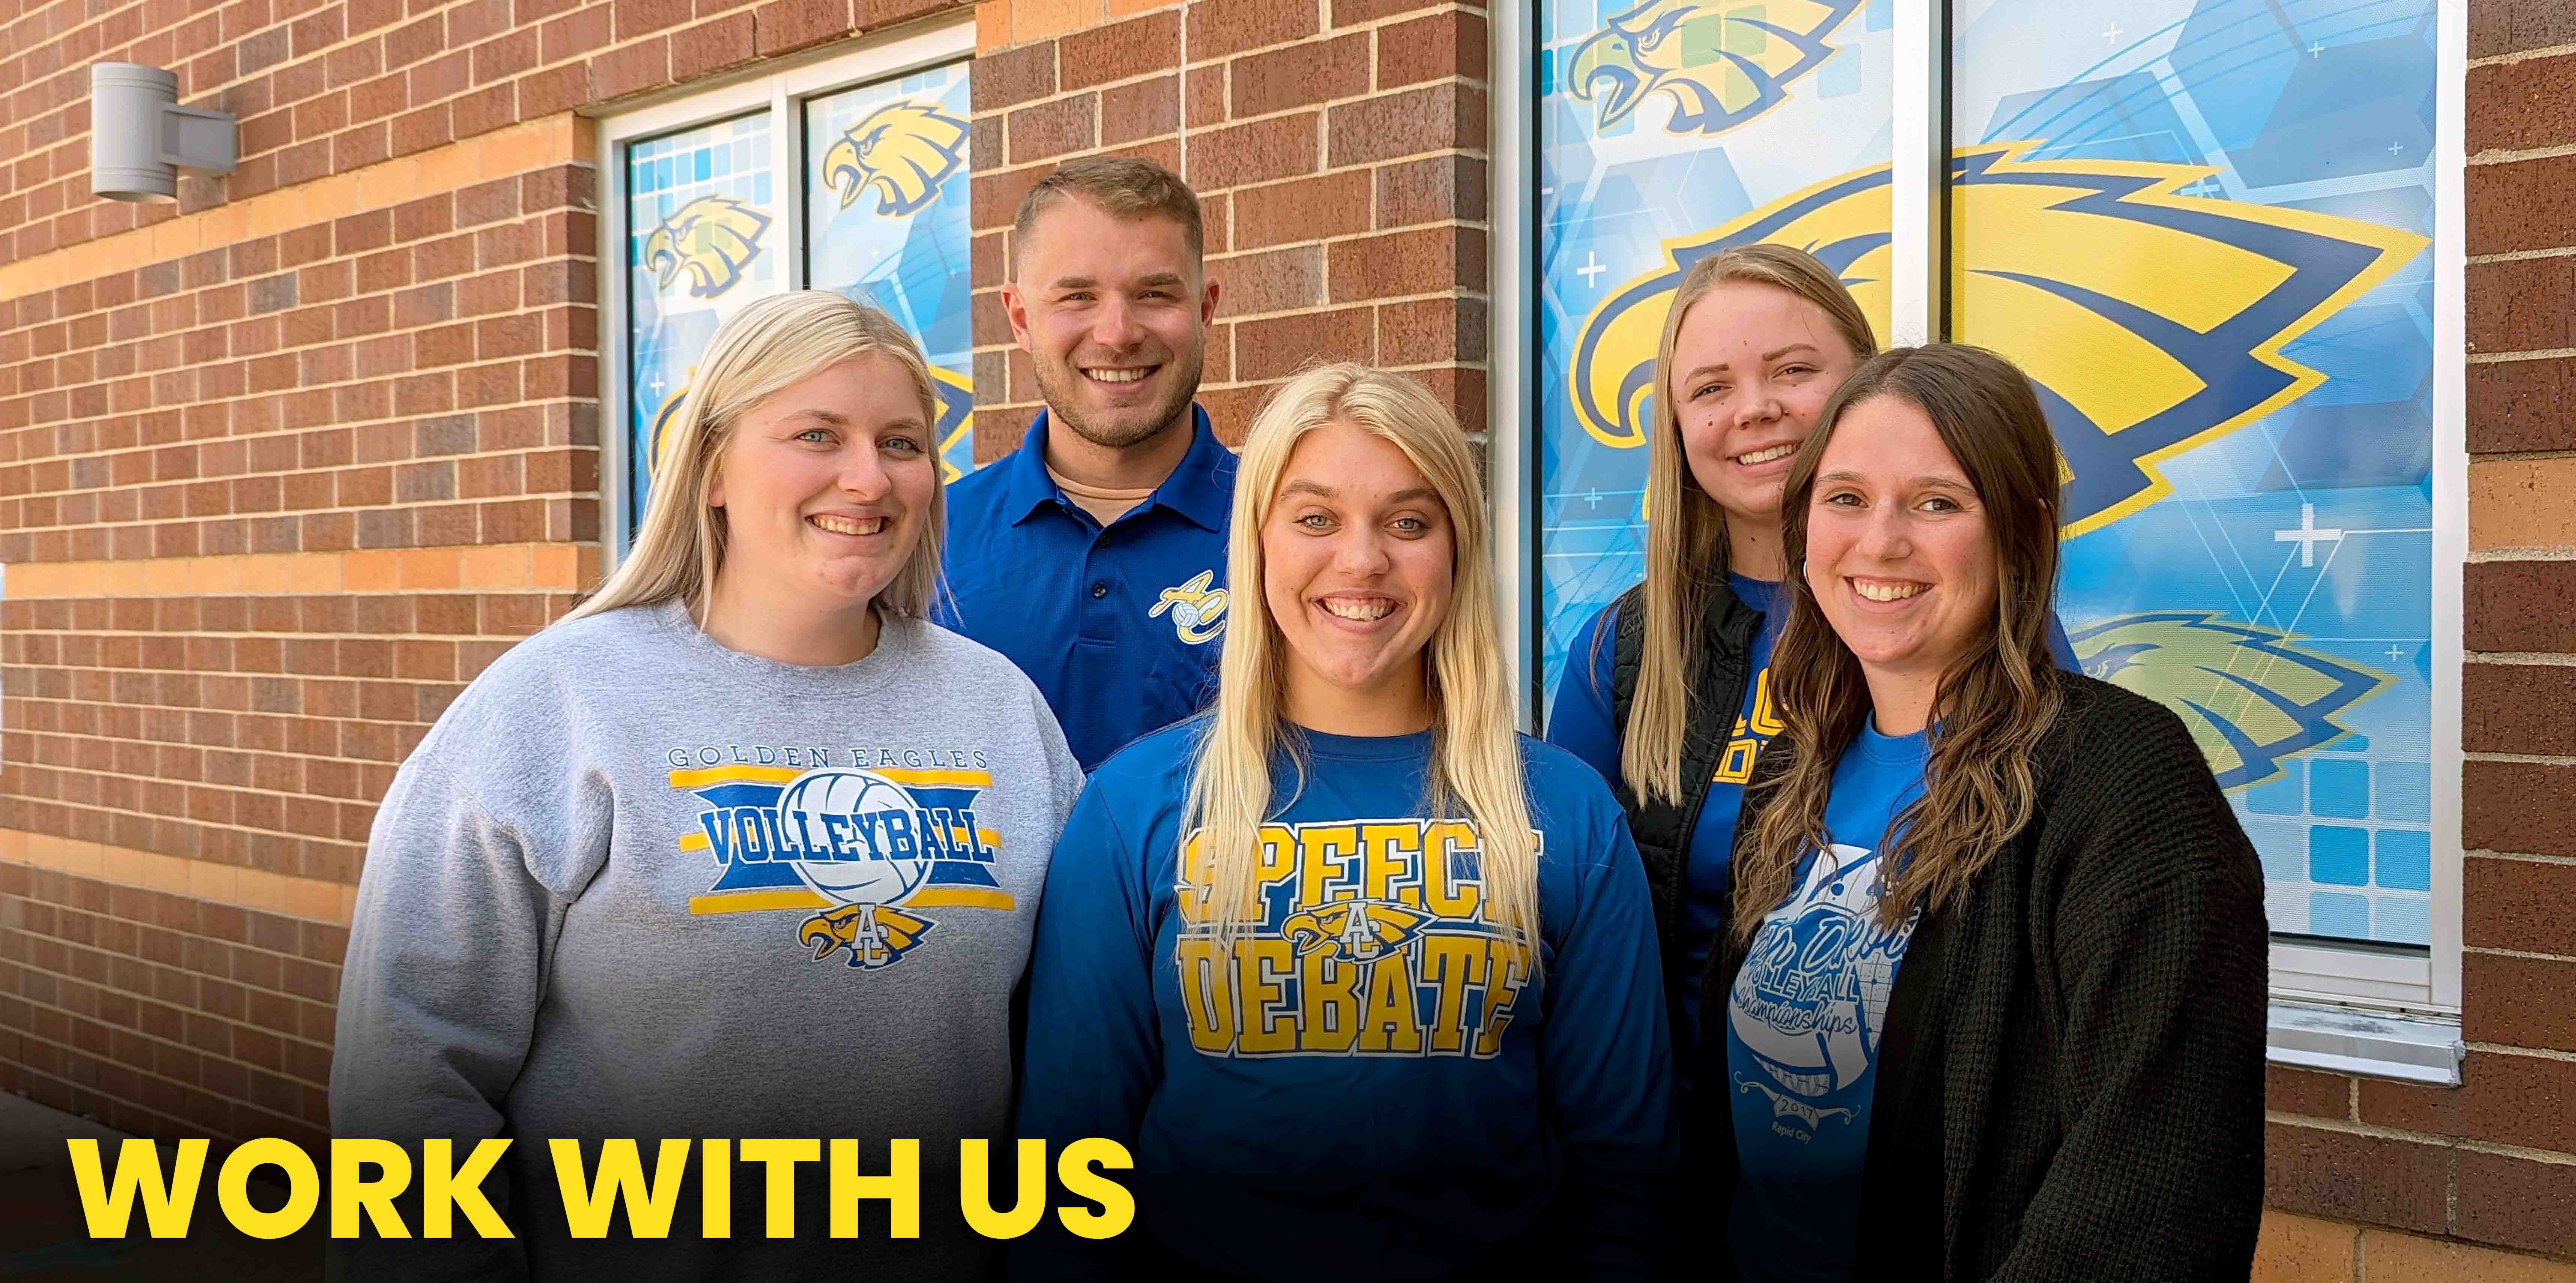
[1502,0,2463,1074]
[600,20,978,549]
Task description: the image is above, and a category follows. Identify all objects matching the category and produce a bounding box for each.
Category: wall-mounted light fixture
[89,62,235,202]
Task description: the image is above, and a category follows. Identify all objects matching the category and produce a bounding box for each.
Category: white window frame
[595,16,976,560]
[1490,0,2467,1080]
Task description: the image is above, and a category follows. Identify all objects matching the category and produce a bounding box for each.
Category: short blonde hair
[1011,155,1205,272]
[569,291,947,626]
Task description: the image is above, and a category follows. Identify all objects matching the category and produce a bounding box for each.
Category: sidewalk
[0,1092,320,1280]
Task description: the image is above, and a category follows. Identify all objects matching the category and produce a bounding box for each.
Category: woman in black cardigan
[1702,343,2269,1281]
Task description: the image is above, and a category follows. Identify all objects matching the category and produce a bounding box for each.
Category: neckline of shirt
[1291,724,1435,763]
[648,597,926,694]
[1852,717,1933,768]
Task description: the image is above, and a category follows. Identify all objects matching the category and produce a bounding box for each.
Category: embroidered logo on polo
[1174,819,1535,1059]
[1150,570,1229,645]
[668,746,1014,971]
[1729,842,1915,1143]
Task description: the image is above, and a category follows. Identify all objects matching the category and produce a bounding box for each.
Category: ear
[1198,275,1221,327]
[1001,279,1034,351]
[706,453,726,510]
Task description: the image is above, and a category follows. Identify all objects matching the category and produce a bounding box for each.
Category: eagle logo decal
[641,195,772,299]
[1568,0,1865,135]
[1280,900,1432,964]
[2071,612,2390,791]
[1566,142,2428,536]
[821,100,970,218]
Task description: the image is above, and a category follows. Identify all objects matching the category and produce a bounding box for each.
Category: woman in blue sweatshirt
[1015,364,1676,1280]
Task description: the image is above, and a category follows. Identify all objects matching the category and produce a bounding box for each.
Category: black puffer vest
[1605,579,1764,966]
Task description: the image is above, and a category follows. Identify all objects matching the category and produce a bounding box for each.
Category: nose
[1856,501,1913,561]
[1734,377,1781,428]
[838,442,892,500]
[1088,295,1147,352]
[1330,526,1392,578]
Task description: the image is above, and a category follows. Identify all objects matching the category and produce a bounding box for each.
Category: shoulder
[900,614,1042,690]
[453,604,673,711]
[940,461,1010,525]
[1517,735,1627,838]
[2039,668,2203,774]
[1086,717,1205,797]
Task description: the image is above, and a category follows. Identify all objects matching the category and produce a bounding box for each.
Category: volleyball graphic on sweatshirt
[776,768,934,907]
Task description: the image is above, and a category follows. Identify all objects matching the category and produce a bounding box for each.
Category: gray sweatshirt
[330,600,1082,1281]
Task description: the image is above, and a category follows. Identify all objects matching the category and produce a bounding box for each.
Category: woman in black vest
[1545,246,1881,1102]
[1710,343,2265,1281]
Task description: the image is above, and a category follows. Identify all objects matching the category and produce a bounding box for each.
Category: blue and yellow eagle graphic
[1566,141,2429,536]
[1568,0,1865,136]
[642,194,772,299]
[2070,613,2390,791]
[820,100,969,218]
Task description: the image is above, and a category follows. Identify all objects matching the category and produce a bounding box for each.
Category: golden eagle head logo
[1567,142,2428,536]
[821,100,969,217]
[1568,0,1863,135]
[641,195,772,299]
[798,903,934,970]
[2071,612,2389,791]
[1279,900,1431,963]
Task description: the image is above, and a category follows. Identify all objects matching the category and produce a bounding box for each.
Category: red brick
[2467,559,2576,653]
[593,38,670,102]
[973,41,1058,113]
[2467,255,2576,355]
[1210,245,1322,315]
[2265,1065,2353,1119]
[2465,760,2576,858]
[2464,664,2576,755]
[1230,32,1369,119]
[1061,11,1179,92]
[2464,952,2576,1054]
[2457,1150,2576,1258]
[2465,854,2576,955]
[2470,355,2576,454]
[1188,0,1316,60]
[669,13,757,82]
[2470,52,2576,155]
[2361,1050,2576,1154]
[2472,0,2576,60]
[1100,75,1177,147]
[1186,111,1317,191]
[1228,170,1370,251]
[1328,225,1484,300]
[1378,295,1485,366]
[1375,153,1483,227]
[2468,152,2576,256]
[1377,9,1483,89]
[1235,306,1372,380]
[1329,81,1484,167]
[1008,93,1098,165]
[754,0,849,55]
[2264,1120,2452,1235]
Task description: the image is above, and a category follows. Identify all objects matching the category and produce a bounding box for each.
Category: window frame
[1491,0,2468,1068]
[594,16,977,561]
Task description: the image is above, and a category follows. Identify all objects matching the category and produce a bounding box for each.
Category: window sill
[2268,999,2464,1086]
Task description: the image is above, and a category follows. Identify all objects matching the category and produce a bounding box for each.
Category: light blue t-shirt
[1723,719,1931,1283]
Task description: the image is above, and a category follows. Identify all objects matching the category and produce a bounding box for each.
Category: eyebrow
[1050,272,1186,291]
[1679,343,1822,386]
[777,408,849,427]
[1278,481,1440,503]
[1818,469,1973,489]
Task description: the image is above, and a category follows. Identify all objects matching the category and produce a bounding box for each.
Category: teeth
[1734,442,1798,466]
[810,514,885,536]
[1084,367,1153,384]
[1320,598,1394,622]
[1852,580,1924,603]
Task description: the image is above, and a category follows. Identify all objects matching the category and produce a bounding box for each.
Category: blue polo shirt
[939,406,1236,771]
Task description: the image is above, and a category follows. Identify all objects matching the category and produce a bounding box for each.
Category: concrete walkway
[0,1092,321,1280]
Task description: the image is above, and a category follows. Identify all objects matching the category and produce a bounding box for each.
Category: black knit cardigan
[1689,668,2272,1281]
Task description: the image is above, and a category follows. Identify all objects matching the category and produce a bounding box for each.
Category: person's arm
[1989,703,2269,1281]
[1010,783,1163,1281]
[1543,604,1624,786]
[329,744,605,1281]
[1537,806,1679,1280]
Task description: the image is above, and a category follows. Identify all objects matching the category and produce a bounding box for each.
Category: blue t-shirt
[1014,721,1676,1280]
[1542,579,2077,1088]
[1546,574,1783,1087]
[938,407,1235,771]
[1723,720,1930,1283]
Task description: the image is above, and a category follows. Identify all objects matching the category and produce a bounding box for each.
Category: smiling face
[1260,421,1456,725]
[1004,197,1217,451]
[1805,394,1999,696]
[707,352,939,616]
[1670,280,1863,534]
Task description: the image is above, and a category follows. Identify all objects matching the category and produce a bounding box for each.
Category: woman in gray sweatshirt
[331,293,1084,1281]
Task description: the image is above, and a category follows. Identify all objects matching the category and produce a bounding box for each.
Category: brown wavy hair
[1625,243,1877,804]
[1733,344,2066,944]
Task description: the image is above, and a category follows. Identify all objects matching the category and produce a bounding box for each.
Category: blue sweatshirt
[1014,720,1676,1281]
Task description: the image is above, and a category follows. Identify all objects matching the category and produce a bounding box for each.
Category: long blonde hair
[568,292,947,625]
[1186,363,1542,969]
[1626,243,1878,803]
[1736,344,2065,943]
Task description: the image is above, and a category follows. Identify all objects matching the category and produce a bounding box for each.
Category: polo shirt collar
[998,404,1230,532]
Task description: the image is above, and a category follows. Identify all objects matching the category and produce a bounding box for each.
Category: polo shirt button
[1090,582,1108,598]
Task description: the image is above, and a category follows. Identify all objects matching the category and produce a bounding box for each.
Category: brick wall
[2249,3,2576,1277]
[0,0,973,1149]
[964,0,1490,454]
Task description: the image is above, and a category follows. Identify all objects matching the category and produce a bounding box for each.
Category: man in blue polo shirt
[941,157,1233,771]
